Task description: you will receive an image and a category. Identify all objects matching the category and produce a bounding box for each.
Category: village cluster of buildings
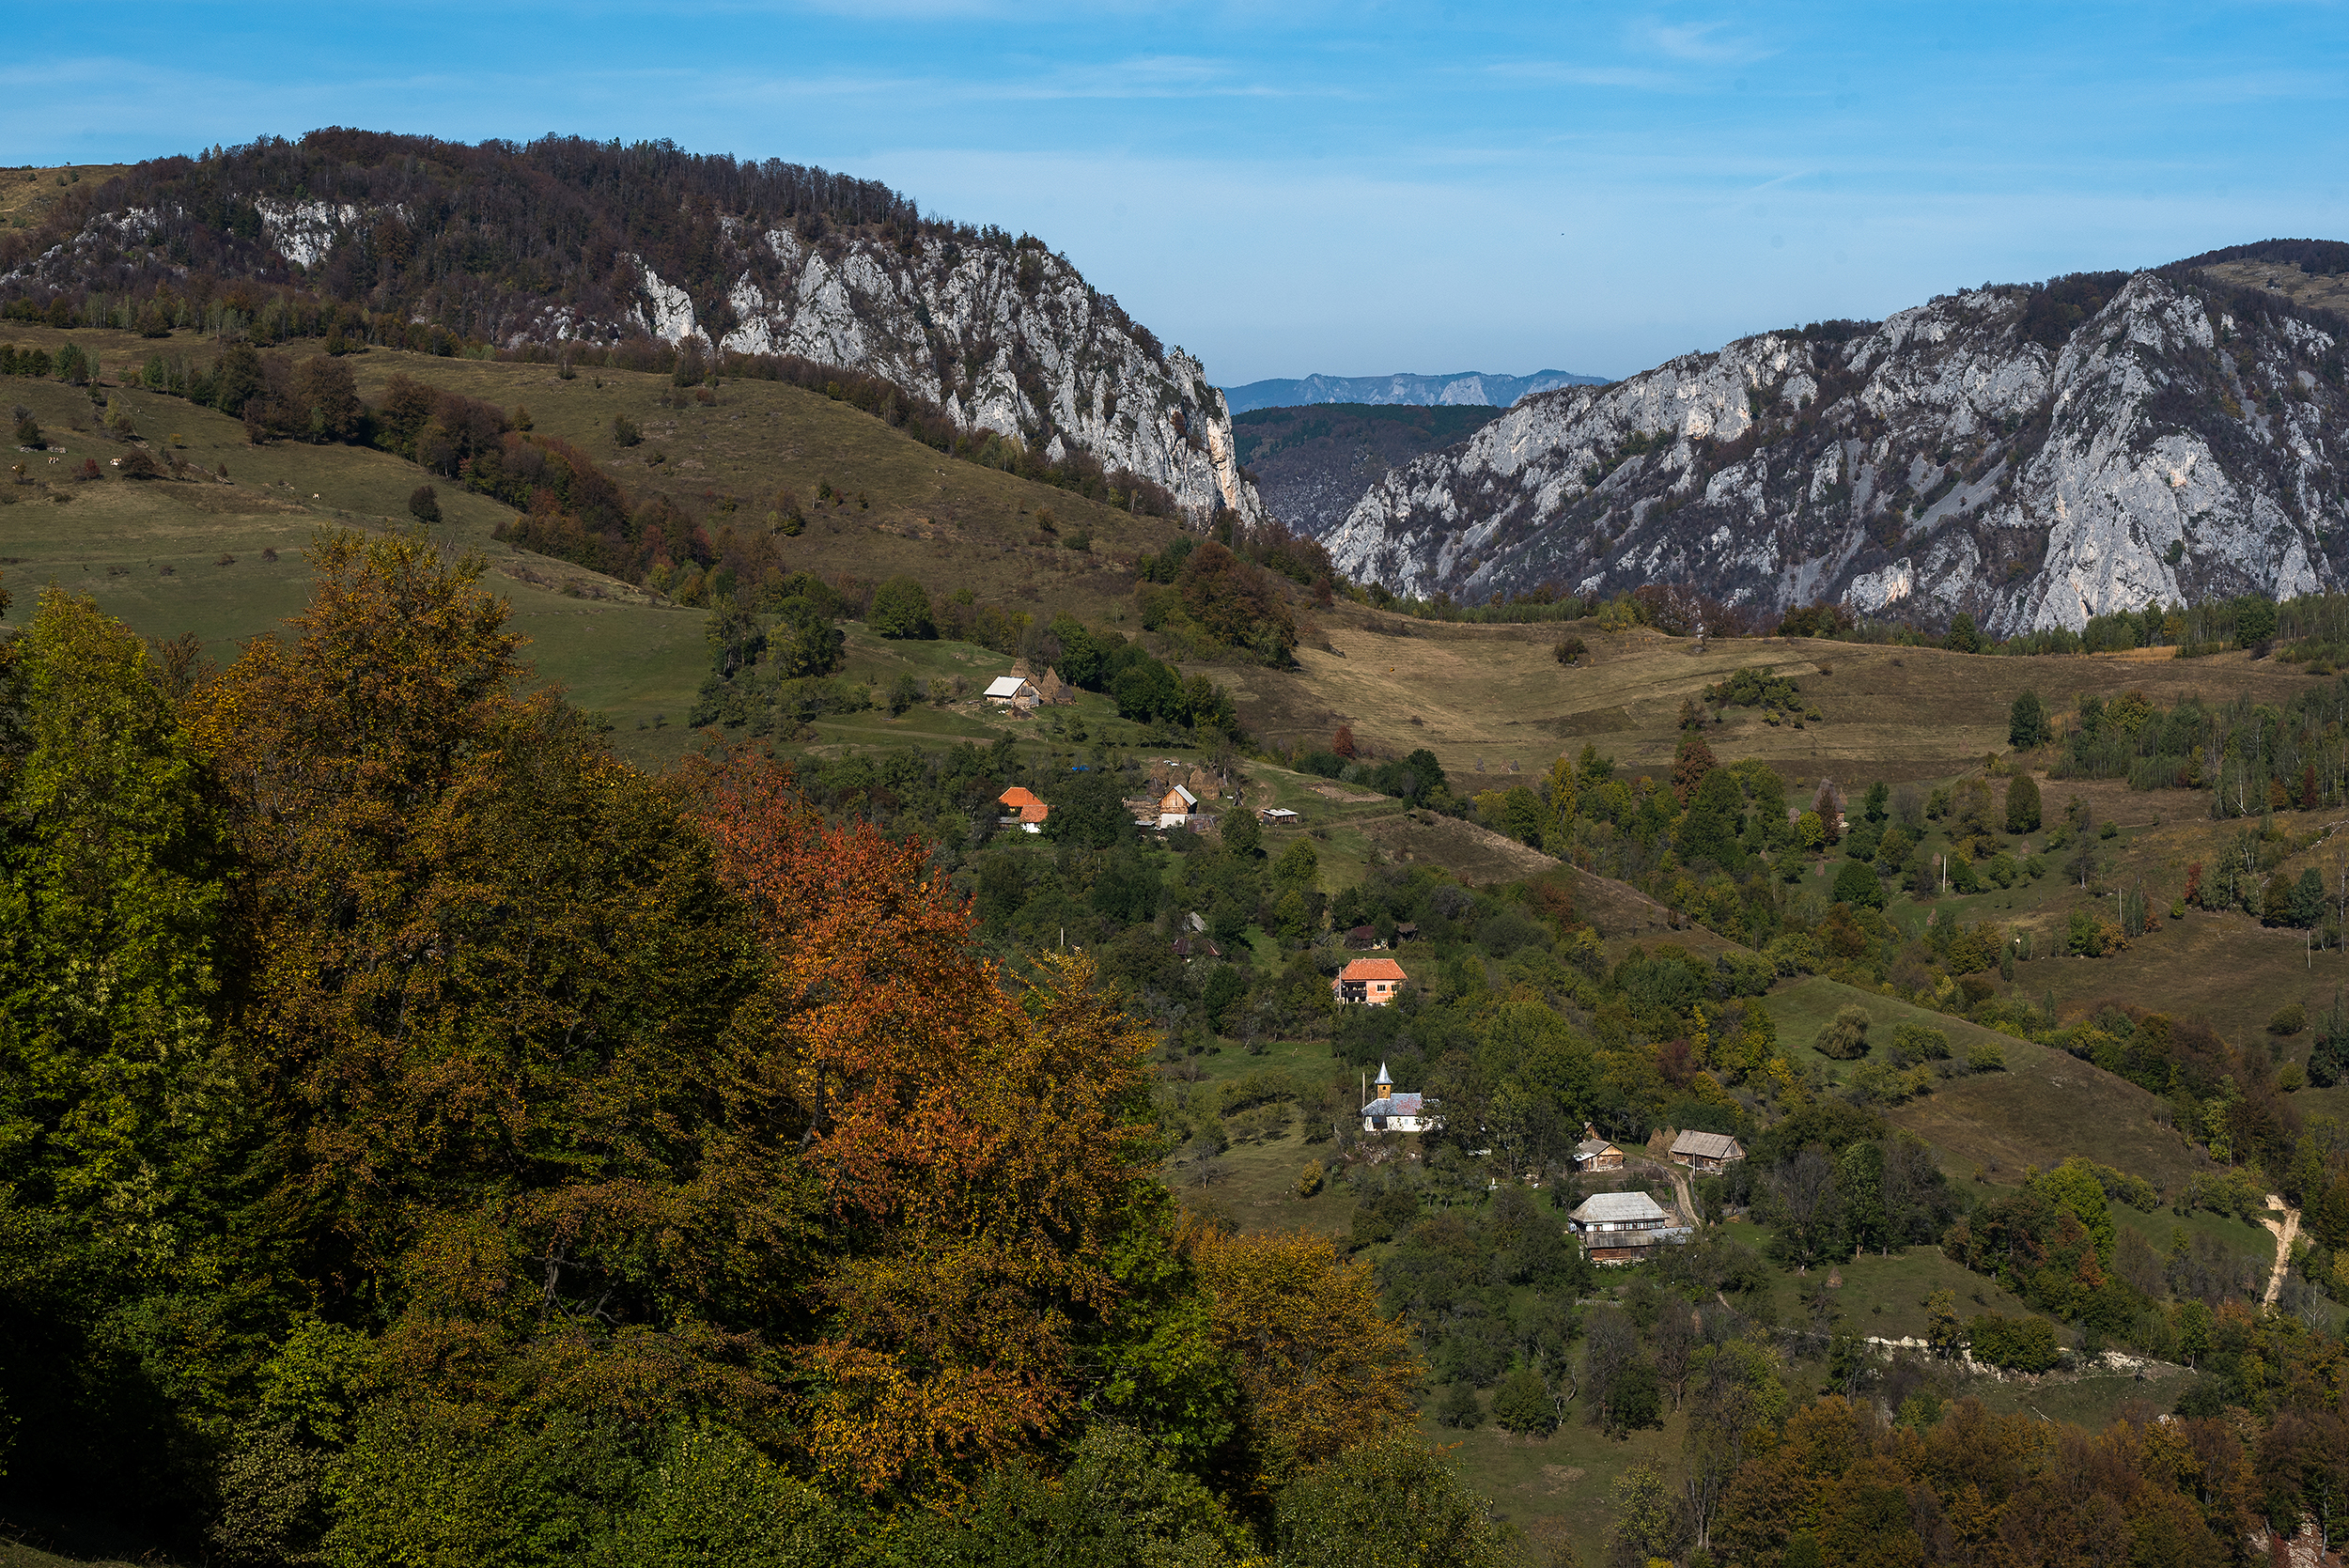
[1561,1123,1746,1263]
[977,674,1737,1269]
[991,765,1226,836]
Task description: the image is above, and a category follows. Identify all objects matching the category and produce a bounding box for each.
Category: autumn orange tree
[1718,1394,2251,1568]
[690,750,1165,1496]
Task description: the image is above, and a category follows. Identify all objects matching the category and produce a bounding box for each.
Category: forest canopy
[0,540,1428,1566]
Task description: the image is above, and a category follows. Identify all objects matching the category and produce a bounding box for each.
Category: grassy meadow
[2,320,1191,766]
[0,163,138,234]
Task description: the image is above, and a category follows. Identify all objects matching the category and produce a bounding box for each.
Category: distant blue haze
[1221,370,1610,413]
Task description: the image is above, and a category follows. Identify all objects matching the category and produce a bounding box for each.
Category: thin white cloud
[1485,60,1690,92]
[1631,18,1773,66]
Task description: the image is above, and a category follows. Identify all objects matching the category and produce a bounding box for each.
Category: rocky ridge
[0,134,1264,527]
[611,227,1266,527]
[1324,263,2349,633]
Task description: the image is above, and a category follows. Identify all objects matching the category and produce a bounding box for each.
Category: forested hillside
[7,146,2349,1568]
[0,542,1454,1565]
[1236,402,1505,538]
[0,134,1266,527]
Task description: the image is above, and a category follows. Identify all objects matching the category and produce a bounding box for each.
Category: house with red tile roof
[1332,956,1406,1006]
[998,785,1050,834]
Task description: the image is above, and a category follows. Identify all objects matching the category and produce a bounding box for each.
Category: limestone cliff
[0,133,1264,528]
[611,229,1266,528]
[1325,266,2349,633]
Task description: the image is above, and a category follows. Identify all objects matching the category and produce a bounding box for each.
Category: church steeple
[1375,1062,1392,1099]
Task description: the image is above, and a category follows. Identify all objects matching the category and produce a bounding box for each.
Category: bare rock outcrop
[1326,270,2348,633]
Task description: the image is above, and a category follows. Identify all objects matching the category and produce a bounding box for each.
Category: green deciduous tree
[1817,1006,1871,1060]
[1831,856,1883,910]
[869,576,936,639]
[2004,771,2042,832]
[1680,764,1745,865]
[0,588,247,1519]
[1221,809,1262,859]
[0,590,236,1246]
[2009,690,2050,750]
[1490,1367,1558,1436]
[1274,1436,1514,1568]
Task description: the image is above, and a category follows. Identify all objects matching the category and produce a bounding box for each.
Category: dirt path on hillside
[1626,1156,1700,1229]
[1664,1163,1698,1227]
[2259,1195,2302,1309]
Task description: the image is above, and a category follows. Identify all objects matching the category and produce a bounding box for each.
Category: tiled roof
[1338,957,1407,982]
[1018,801,1050,824]
[1361,1093,1426,1116]
[999,785,1043,808]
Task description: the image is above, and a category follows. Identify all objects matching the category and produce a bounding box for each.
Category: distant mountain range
[1324,241,2349,634]
[1234,404,1509,539]
[1219,369,1610,414]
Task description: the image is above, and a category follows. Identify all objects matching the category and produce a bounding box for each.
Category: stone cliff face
[606,229,1266,527]
[1324,271,2349,632]
[4,152,1263,528]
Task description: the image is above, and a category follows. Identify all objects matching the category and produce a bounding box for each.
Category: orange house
[998,786,1050,833]
[1332,956,1406,1005]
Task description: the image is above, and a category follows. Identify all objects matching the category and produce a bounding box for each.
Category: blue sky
[6,2,2345,384]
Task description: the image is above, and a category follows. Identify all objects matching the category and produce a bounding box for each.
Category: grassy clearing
[1224,610,2317,790]
[1,322,1201,768]
[1713,1217,2039,1339]
[0,163,138,232]
[1418,1400,1688,1544]
[1170,1125,1356,1243]
[1159,1034,1361,1243]
[1764,975,2211,1190]
[2,322,1187,624]
[1,357,709,764]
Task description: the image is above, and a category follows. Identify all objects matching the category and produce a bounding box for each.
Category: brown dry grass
[1356,810,1563,885]
[0,322,1190,633]
[2199,259,2349,319]
[0,322,1210,768]
[0,163,137,231]
[1767,976,2215,1189]
[1228,607,2321,800]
